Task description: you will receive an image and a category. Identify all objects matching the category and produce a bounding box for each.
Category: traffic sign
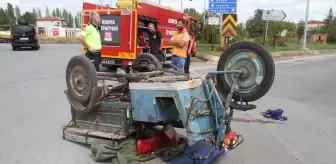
[208,0,237,14]
[221,14,237,37]
[262,10,287,21]
[208,17,220,25]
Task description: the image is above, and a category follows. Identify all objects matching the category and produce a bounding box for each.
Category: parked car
[10,19,40,51]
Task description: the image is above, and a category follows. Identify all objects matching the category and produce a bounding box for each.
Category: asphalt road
[0,44,335,164]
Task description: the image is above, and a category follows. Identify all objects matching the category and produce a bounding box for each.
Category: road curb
[196,49,336,63]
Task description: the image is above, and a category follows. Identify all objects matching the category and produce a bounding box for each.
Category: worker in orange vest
[170,18,190,72]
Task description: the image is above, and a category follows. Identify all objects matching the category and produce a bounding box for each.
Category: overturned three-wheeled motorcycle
[62,41,275,164]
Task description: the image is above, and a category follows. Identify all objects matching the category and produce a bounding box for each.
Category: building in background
[305,20,327,44]
[310,34,327,44]
[307,20,324,30]
[36,17,81,37]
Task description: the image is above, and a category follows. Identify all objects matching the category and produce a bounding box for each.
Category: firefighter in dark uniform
[148,23,164,61]
[79,12,102,71]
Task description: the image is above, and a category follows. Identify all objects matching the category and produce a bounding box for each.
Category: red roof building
[307,20,324,30]
[307,20,323,25]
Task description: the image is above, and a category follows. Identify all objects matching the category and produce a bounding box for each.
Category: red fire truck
[81,0,201,68]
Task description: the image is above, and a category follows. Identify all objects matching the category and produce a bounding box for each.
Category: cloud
[6,0,20,6]
[0,0,20,8]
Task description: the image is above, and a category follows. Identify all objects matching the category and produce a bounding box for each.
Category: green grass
[197,42,336,56]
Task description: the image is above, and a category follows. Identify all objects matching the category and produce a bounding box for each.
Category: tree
[15,6,20,18]
[32,8,38,19]
[296,20,305,44]
[282,20,297,38]
[45,6,50,17]
[52,10,56,17]
[56,8,61,17]
[75,15,79,28]
[75,12,81,28]
[7,3,15,24]
[61,8,68,18]
[236,23,247,41]
[245,9,264,40]
[0,8,10,26]
[22,12,37,25]
[321,8,336,43]
[37,8,42,18]
[267,21,290,47]
[68,11,74,27]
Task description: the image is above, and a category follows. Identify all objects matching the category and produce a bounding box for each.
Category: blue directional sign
[208,0,237,14]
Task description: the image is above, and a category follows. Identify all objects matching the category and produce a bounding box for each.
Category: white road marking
[274,54,336,64]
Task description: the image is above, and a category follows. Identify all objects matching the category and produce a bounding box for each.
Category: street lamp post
[181,0,183,12]
[302,0,310,49]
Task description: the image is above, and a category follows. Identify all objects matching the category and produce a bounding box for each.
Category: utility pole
[302,0,310,49]
[262,20,269,46]
[265,20,269,40]
[158,0,161,4]
[181,0,183,12]
[203,0,207,41]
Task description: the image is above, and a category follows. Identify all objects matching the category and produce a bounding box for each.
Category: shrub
[39,37,80,44]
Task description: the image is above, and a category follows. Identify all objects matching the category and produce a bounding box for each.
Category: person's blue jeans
[172,55,186,71]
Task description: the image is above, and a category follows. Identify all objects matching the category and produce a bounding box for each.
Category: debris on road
[261,109,288,121]
[91,136,156,164]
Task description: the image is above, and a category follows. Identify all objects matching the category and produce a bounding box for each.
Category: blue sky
[1,0,335,23]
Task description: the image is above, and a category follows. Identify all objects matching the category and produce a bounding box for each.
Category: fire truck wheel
[66,55,98,106]
[133,53,162,72]
[216,41,275,102]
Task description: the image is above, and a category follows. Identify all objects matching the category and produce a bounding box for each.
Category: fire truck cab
[81,0,201,69]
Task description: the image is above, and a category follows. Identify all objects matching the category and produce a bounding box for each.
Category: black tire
[133,53,162,72]
[12,46,16,51]
[32,46,39,50]
[157,51,166,62]
[216,41,275,102]
[66,55,98,106]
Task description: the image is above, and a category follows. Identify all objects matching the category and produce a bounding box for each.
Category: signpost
[208,0,237,14]
[208,17,220,25]
[262,10,287,21]
[261,9,287,46]
[208,0,237,48]
[208,16,220,51]
[222,14,237,37]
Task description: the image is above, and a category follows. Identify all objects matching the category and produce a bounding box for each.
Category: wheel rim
[69,64,89,98]
[221,49,265,94]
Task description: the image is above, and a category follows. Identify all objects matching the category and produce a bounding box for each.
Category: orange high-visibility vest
[171,29,190,58]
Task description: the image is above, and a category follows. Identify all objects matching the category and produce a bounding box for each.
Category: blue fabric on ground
[261,109,287,121]
[167,140,226,164]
